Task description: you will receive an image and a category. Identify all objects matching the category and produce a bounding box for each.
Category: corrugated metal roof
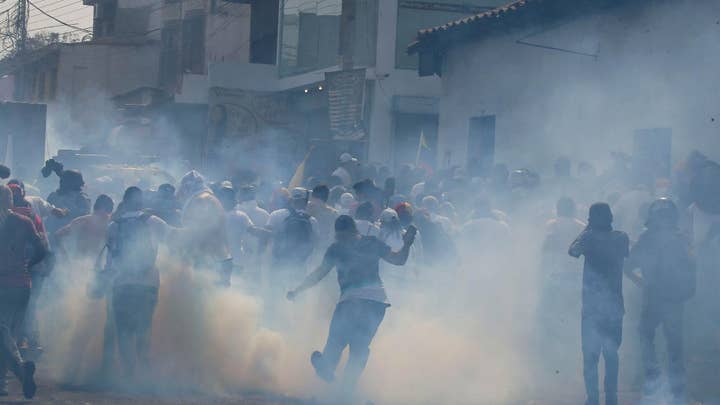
[408,0,547,55]
[417,0,539,38]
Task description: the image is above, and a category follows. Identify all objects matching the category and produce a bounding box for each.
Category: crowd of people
[0,148,718,405]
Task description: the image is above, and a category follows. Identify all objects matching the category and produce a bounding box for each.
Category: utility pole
[338,0,356,71]
[14,0,27,53]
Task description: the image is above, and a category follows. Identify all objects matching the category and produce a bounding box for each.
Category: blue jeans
[582,314,623,405]
[317,299,387,389]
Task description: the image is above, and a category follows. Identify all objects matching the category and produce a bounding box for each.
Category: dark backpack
[273,210,314,263]
[112,213,157,274]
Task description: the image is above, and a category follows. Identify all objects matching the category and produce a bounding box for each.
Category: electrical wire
[26,0,90,32]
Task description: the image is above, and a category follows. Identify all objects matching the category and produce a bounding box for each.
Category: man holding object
[288,215,416,394]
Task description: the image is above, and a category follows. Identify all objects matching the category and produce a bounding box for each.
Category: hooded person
[176,171,233,285]
[0,185,46,399]
[569,203,630,405]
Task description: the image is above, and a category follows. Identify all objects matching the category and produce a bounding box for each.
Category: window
[279,0,377,76]
[182,13,206,74]
[160,22,181,89]
[468,115,495,176]
[395,0,506,70]
[250,0,279,64]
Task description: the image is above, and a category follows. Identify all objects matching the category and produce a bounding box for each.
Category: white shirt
[355,219,380,237]
[225,209,254,261]
[430,213,454,234]
[26,195,55,219]
[332,167,352,187]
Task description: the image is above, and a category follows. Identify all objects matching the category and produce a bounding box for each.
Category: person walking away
[569,203,629,405]
[287,216,416,396]
[266,188,318,287]
[307,185,339,249]
[103,187,170,378]
[55,194,116,374]
[354,202,379,238]
[624,198,694,404]
[0,185,46,398]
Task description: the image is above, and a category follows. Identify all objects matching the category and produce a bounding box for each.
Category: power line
[30,0,85,15]
[26,0,89,32]
[29,6,89,24]
[27,21,78,31]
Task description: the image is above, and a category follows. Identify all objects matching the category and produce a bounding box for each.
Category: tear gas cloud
[15,1,720,404]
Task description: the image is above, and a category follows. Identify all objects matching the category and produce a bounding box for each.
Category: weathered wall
[439,0,720,171]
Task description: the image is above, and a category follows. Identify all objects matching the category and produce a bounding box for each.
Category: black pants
[112,285,158,377]
[318,299,387,389]
[0,288,30,383]
[582,314,623,405]
[639,303,685,400]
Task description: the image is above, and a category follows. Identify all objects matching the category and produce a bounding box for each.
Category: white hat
[339,153,356,163]
[379,208,399,223]
[339,192,355,207]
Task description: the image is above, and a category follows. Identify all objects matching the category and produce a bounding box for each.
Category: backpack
[112,213,157,275]
[273,210,314,263]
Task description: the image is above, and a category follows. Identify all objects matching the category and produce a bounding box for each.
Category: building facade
[410,0,720,172]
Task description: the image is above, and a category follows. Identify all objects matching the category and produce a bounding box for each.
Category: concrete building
[410,0,720,173]
[0,0,253,159]
[208,0,509,176]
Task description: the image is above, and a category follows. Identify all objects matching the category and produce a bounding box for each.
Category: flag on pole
[415,130,430,166]
[288,148,314,189]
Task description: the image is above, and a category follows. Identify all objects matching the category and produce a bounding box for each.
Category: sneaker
[311,351,334,383]
[21,361,36,399]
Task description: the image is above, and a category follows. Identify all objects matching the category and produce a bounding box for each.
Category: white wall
[438,0,720,171]
[366,0,443,165]
[47,43,161,150]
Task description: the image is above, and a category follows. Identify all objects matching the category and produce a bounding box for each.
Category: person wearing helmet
[624,198,694,404]
[569,203,629,405]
